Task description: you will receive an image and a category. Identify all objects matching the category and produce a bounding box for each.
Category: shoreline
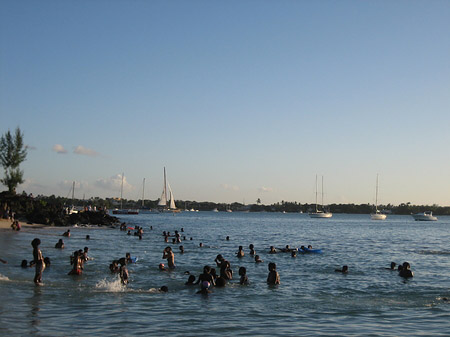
[0,218,46,229]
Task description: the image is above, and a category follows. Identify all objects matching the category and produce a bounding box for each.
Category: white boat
[370,174,386,220]
[412,211,437,221]
[212,208,219,212]
[158,167,180,213]
[309,175,332,218]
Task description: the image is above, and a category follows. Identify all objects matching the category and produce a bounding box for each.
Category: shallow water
[0,212,449,336]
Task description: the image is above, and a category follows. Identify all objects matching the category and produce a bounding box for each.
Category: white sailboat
[309,175,332,218]
[112,173,139,215]
[370,174,386,220]
[158,167,180,212]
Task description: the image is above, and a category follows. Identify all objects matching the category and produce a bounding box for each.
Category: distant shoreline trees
[0,127,27,194]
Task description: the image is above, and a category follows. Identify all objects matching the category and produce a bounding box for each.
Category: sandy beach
[0,218,45,229]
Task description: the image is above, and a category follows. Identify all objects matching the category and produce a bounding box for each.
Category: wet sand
[0,218,45,229]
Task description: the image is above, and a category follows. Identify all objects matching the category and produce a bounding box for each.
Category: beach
[0,218,45,230]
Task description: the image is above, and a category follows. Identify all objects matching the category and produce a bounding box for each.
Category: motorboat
[412,211,437,221]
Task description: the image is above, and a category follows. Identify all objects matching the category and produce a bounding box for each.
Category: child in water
[185,275,196,285]
[239,266,248,285]
[55,239,64,249]
[236,246,244,258]
[267,262,280,285]
[249,244,256,256]
[119,258,129,285]
[254,255,263,263]
[196,281,211,295]
[195,265,216,286]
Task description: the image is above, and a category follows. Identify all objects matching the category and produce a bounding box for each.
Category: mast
[375,174,379,212]
[72,181,75,205]
[142,178,145,208]
[164,167,167,207]
[315,175,319,212]
[120,172,124,210]
[321,175,324,211]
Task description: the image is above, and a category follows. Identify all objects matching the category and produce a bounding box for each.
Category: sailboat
[112,173,139,215]
[66,181,79,214]
[370,174,386,220]
[158,167,180,213]
[309,175,332,218]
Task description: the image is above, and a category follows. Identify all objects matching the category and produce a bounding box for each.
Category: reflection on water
[0,213,449,336]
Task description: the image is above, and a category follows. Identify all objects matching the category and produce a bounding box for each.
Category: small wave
[417,250,450,256]
[0,273,10,281]
[95,277,126,292]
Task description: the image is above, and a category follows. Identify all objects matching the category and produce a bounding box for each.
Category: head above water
[31,238,41,248]
[268,262,277,271]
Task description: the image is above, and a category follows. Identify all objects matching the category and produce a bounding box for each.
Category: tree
[0,127,27,193]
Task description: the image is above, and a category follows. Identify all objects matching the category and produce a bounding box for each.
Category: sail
[158,190,167,206]
[168,182,176,209]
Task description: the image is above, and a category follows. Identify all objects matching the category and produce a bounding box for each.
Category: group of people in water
[20,218,414,290]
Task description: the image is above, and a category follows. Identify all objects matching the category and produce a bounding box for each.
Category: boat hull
[309,212,332,218]
[371,213,387,220]
[412,213,437,221]
[112,209,139,215]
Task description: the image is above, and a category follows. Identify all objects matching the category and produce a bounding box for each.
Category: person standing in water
[31,238,45,285]
[163,246,175,269]
[267,262,280,285]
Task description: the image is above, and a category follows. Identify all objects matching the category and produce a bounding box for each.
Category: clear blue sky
[1,0,449,206]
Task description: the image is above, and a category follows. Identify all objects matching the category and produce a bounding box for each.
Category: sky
[1,0,450,206]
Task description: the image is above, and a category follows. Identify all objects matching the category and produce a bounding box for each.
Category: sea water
[0,212,449,336]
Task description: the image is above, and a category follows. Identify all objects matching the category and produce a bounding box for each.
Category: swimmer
[335,265,348,273]
[68,250,82,275]
[82,247,89,262]
[118,258,129,285]
[269,246,277,254]
[239,266,248,285]
[226,236,230,241]
[21,259,29,268]
[215,277,226,287]
[62,229,70,237]
[199,243,203,248]
[162,246,175,269]
[44,257,51,267]
[31,238,45,285]
[236,246,244,258]
[110,260,119,273]
[160,286,168,292]
[220,260,233,280]
[127,230,131,236]
[185,275,196,285]
[291,249,297,257]
[399,262,414,278]
[126,252,133,264]
[195,265,216,286]
[179,245,184,254]
[215,254,224,266]
[386,262,397,270]
[86,235,90,240]
[267,262,280,285]
[196,281,211,295]
[255,255,263,263]
[159,263,167,271]
[210,267,218,280]
[249,244,256,256]
[55,239,64,249]
[280,245,291,253]
[308,245,313,249]
[181,228,184,232]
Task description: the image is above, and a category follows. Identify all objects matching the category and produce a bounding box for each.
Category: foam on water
[95,276,126,292]
[0,273,10,281]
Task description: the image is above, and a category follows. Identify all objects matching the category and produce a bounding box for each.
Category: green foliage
[0,127,27,193]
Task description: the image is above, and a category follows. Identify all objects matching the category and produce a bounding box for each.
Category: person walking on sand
[31,238,45,285]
